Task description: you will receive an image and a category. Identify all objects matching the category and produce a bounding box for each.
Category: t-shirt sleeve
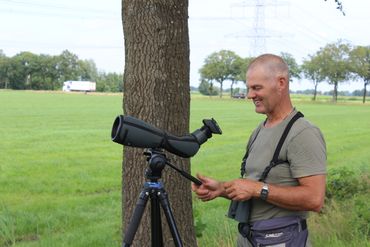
[287,127,327,178]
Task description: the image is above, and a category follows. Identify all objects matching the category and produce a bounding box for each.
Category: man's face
[246,66,280,115]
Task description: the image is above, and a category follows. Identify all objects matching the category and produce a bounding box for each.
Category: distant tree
[24,54,60,90]
[41,55,60,90]
[4,58,19,89]
[229,56,254,97]
[293,89,320,95]
[280,52,301,82]
[6,52,39,89]
[57,50,80,83]
[352,89,370,97]
[228,56,242,97]
[315,40,352,102]
[190,85,198,91]
[78,59,99,82]
[352,90,362,97]
[301,54,326,100]
[199,50,240,98]
[349,45,370,103]
[198,79,219,96]
[235,57,254,82]
[0,50,10,89]
[0,49,124,91]
[27,54,45,90]
[96,72,123,92]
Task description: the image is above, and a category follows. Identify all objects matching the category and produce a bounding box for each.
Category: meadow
[0,90,369,246]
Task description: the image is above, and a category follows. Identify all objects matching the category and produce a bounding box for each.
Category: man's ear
[277,76,288,91]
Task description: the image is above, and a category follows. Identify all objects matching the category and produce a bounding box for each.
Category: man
[192,54,326,246]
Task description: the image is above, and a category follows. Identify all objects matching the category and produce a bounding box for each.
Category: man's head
[246,54,291,116]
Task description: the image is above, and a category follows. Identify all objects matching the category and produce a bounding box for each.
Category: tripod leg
[123,189,150,247]
[158,190,183,247]
[151,194,163,247]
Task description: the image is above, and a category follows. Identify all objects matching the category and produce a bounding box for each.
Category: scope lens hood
[111,115,123,143]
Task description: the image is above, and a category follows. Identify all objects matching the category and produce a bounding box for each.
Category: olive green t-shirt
[244,109,327,222]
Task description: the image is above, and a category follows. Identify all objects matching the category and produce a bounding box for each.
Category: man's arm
[223,174,326,212]
[264,174,326,212]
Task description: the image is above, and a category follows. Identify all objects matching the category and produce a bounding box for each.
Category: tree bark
[121,1,197,246]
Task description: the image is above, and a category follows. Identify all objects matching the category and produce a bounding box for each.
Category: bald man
[192,54,326,247]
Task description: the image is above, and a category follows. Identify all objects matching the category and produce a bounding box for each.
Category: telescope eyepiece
[202,118,222,135]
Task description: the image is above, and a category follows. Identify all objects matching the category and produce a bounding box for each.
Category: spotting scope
[111,115,222,158]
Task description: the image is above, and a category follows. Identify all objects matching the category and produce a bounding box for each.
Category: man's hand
[191,174,226,202]
[192,175,262,202]
[224,179,261,201]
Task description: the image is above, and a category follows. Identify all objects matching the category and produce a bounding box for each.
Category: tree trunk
[219,81,223,98]
[363,81,368,104]
[230,80,235,98]
[333,82,338,102]
[209,82,214,97]
[313,82,318,101]
[121,1,197,246]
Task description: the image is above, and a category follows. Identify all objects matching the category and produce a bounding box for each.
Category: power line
[0,39,123,50]
[0,8,118,21]
[0,0,116,15]
[0,0,119,20]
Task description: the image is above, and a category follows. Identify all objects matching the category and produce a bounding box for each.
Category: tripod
[122,149,202,247]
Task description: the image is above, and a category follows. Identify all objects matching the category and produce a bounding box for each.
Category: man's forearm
[257,175,326,212]
[262,184,322,212]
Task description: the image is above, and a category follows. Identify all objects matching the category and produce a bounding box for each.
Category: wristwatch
[260,183,269,200]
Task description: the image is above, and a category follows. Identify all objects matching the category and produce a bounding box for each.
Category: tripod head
[144,149,202,185]
[144,149,167,181]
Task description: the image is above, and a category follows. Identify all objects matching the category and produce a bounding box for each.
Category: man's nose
[247,90,255,99]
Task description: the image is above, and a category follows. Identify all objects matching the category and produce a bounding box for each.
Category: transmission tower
[231,0,288,56]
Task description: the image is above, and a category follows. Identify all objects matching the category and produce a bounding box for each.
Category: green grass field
[0,90,369,246]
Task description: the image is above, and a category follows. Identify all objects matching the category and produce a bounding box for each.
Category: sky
[1,0,370,92]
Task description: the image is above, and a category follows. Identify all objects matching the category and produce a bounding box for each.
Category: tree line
[0,49,123,92]
[199,40,370,103]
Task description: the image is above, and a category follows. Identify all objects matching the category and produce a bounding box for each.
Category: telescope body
[111,115,221,158]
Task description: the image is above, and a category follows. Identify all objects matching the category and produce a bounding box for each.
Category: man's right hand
[191,174,227,201]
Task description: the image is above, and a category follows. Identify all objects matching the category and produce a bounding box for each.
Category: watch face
[261,184,269,200]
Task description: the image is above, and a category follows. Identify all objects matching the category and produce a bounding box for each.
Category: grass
[0,90,369,246]
[0,90,123,246]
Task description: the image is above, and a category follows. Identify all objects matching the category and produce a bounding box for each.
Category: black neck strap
[259,111,304,182]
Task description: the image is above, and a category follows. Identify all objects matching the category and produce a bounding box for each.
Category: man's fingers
[196,189,210,197]
[224,182,234,193]
[196,173,209,183]
[223,181,233,189]
[193,189,211,201]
